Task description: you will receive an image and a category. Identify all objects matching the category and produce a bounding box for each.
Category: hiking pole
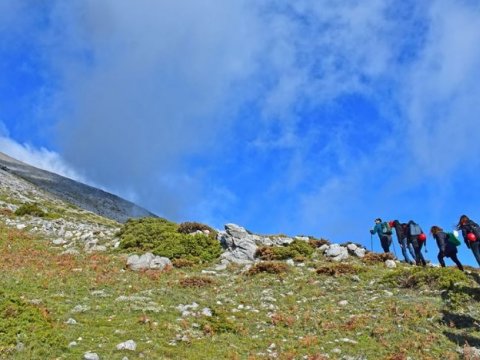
[370,233,373,252]
[392,238,398,258]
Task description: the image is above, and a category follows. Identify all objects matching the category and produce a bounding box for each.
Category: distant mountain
[0,151,156,223]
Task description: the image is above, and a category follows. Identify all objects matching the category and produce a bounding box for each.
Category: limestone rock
[385,259,397,268]
[127,253,171,271]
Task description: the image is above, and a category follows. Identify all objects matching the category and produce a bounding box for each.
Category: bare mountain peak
[0,151,156,223]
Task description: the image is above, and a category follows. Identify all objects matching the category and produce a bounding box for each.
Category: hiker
[392,220,415,264]
[370,218,392,253]
[406,220,427,266]
[430,226,464,271]
[457,214,480,266]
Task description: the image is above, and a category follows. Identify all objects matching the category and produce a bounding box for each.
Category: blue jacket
[371,223,387,240]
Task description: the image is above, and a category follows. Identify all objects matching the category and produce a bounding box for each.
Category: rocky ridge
[0,151,155,223]
[0,165,120,253]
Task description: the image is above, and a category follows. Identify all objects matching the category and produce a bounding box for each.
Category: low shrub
[316,263,364,276]
[118,217,222,263]
[308,238,331,248]
[14,203,45,217]
[199,308,242,335]
[362,252,395,264]
[383,267,470,290]
[0,291,66,357]
[178,221,216,236]
[0,208,14,217]
[256,240,314,260]
[179,276,216,288]
[246,261,289,275]
[172,258,196,268]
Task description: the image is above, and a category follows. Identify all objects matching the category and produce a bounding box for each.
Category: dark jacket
[406,220,424,247]
[392,220,406,241]
[433,231,457,256]
[458,219,480,248]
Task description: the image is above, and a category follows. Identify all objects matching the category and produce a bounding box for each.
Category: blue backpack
[409,223,422,236]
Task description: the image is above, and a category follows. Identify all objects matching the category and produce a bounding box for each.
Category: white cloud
[400,0,480,177]
[0,136,85,182]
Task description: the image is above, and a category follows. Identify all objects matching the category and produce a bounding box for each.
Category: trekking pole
[370,233,373,252]
[392,239,397,258]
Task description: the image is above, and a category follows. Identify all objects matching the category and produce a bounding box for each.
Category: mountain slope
[1,152,480,359]
[0,151,155,223]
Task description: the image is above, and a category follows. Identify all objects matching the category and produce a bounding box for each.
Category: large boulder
[127,253,171,271]
[219,224,257,263]
[324,244,349,262]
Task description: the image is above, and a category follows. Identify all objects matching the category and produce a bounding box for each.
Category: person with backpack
[407,220,427,266]
[370,218,392,253]
[392,220,415,264]
[430,226,464,271]
[457,214,480,266]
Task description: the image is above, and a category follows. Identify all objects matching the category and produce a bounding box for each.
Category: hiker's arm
[439,233,447,253]
[461,227,470,248]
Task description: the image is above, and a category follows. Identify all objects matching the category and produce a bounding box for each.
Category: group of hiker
[370,215,480,271]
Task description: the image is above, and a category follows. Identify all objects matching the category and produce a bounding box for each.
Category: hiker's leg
[449,253,464,271]
[437,251,446,267]
[471,242,480,267]
[417,241,426,266]
[380,236,389,253]
[413,246,422,265]
[400,238,411,263]
[407,242,416,259]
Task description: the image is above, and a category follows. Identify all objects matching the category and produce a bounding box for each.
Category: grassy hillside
[1,168,480,359]
[1,221,480,359]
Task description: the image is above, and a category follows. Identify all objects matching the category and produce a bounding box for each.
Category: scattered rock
[72,305,90,313]
[127,253,171,271]
[52,238,68,245]
[385,260,397,269]
[201,307,212,317]
[84,352,100,360]
[325,244,349,261]
[354,247,366,258]
[116,340,137,351]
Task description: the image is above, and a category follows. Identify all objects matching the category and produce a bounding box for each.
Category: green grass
[0,222,480,359]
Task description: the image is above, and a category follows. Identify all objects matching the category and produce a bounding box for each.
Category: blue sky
[2,1,480,265]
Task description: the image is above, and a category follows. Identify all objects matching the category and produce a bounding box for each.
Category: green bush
[383,267,470,290]
[199,308,242,334]
[0,291,66,357]
[14,203,45,217]
[118,217,222,263]
[256,239,314,260]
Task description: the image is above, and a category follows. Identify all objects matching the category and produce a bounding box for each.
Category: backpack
[409,222,423,236]
[446,232,461,246]
[381,222,392,235]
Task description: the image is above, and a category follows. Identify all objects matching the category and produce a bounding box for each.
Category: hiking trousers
[438,251,464,271]
[400,237,415,263]
[380,235,392,253]
[469,241,480,267]
[411,239,426,266]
